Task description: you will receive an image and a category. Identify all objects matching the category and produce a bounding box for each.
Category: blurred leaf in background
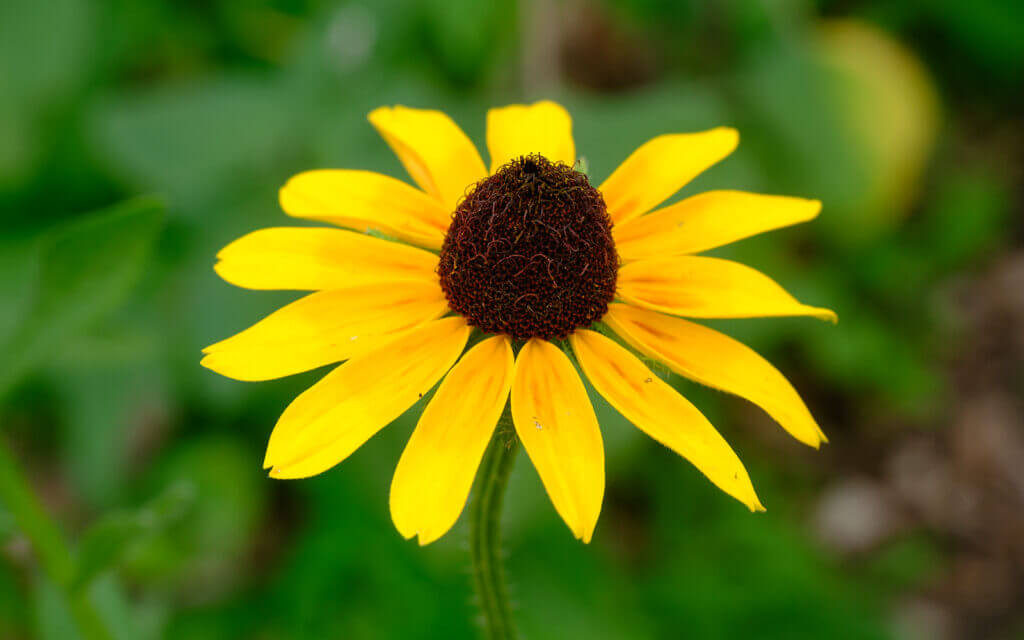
[0,197,164,397]
[816,18,940,243]
[71,482,195,593]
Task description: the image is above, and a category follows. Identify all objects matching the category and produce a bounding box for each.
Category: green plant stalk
[0,438,112,640]
[469,409,520,640]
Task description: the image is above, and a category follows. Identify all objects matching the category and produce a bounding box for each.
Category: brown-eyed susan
[202,101,834,545]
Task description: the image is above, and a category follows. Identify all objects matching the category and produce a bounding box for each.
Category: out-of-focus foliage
[0,198,164,396]
[1,0,1022,638]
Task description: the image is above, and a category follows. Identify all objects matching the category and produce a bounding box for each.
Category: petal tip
[416,531,441,546]
[268,465,310,480]
[277,185,293,215]
[212,260,231,282]
[366,105,391,124]
[715,126,740,147]
[745,490,766,512]
[262,449,273,469]
[394,524,417,543]
[198,353,272,383]
[818,308,839,324]
[795,428,827,449]
[802,306,839,324]
[577,515,599,544]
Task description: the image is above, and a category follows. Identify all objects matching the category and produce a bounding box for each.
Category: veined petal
[390,335,514,545]
[368,106,487,211]
[486,101,575,172]
[214,227,439,291]
[264,317,471,479]
[599,128,739,224]
[279,170,450,249]
[614,190,822,261]
[511,339,603,542]
[604,303,826,447]
[570,330,763,511]
[201,282,448,381]
[617,256,837,322]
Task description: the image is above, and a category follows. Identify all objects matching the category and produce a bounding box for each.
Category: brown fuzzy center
[437,154,618,339]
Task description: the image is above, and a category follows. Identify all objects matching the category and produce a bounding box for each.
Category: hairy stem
[469,410,519,640]
[0,437,111,640]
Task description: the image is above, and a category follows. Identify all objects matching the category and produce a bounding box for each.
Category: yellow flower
[202,101,835,545]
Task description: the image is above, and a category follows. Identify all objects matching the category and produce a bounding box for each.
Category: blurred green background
[1,0,1023,638]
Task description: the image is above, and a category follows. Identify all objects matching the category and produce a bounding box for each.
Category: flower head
[439,153,618,339]
[202,101,834,545]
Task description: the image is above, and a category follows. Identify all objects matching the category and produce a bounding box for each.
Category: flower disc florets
[438,154,618,339]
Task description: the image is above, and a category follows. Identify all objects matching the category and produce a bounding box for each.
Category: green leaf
[70,483,195,593]
[32,574,79,640]
[0,0,96,183]
[89,78,294,208]
[123,437,266,591]
[0,197,164,397]
[33,572,161,640]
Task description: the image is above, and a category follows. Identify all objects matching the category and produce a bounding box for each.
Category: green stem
[470,409,519,640]
[0,437,111,640]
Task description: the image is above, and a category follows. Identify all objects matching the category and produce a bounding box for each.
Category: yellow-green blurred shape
[817,19,940,233]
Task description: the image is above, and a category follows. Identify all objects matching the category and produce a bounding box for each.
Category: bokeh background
[1,0,1023,638]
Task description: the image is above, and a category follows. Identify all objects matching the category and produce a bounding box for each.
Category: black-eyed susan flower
[202,101,834,545]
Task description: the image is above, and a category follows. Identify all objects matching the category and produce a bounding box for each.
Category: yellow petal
[486,101,576,172]
[617,256,837,322]
[390,335,514,545]
[368,106,487,211]
[279,170,450,249]
[214,227,439,291]
[264,317,470,479]
[604,303,826,447]
[614,190,822,261]
[599,128,739,224]
[201,282,449,381]
[511,339,603,542]
[570,330,763,511]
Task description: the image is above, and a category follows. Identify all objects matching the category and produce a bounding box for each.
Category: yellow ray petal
[614,190,822,261]
[617,256,837,322]
[511,339,603,542]
[571,329,763,511]
[390,335,514,545]
[264,317,470,479]
[486,101,576,172]
[279,170,450,249]
[214,227,439,291]
[201,282,449,381]
[604,303,826,447]
[368,106,487,211]
[599,128,739,224]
